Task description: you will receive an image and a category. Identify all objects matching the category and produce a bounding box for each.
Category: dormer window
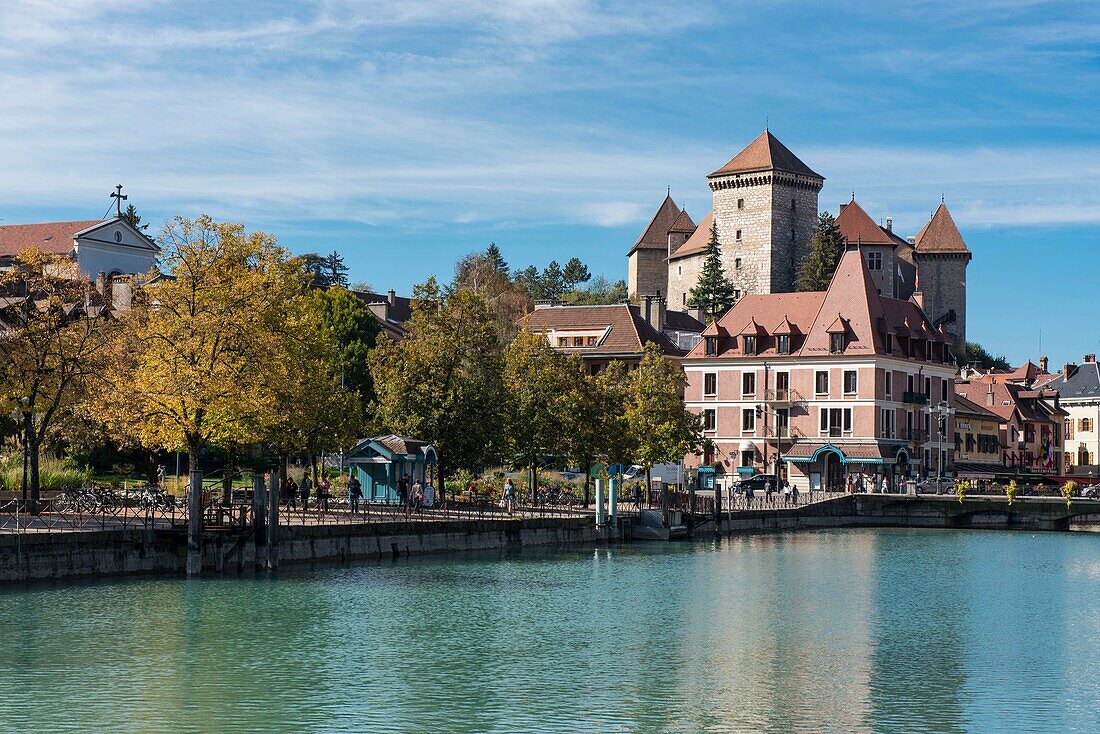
[705,337,718,356]
[830,332,845,354]
[776,334,790,355]
[885,333,893,354]
[743,335,757,355]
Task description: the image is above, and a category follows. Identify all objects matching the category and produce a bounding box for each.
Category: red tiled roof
[668,208,696,234]
[708,130,822,179]
[835,200,894,246]
[914,203,970,255]
[685,248,947,360]
[0,220,103,257]
[784,442,898,461]
[953,393,1002,420]
[522,304,683,357]
[628,195,684,255]
[668,209,713,261]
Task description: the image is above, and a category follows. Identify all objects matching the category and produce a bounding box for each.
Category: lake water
[1,529,1098,733]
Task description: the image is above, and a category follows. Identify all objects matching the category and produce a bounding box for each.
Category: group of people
[284,474,334,512]
[394,474,428,515]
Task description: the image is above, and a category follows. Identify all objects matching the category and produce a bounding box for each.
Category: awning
[782,442,902,465]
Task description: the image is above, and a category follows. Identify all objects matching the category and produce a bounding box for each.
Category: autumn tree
[503,329,582,503]
[0,252,112,503]
[100,216,306,479]
[369,281,504,500]
[795,212,845,291]
[625,343,703,491]
[451,249,531,341]
[565,361,635,505]
[688,221,737,320]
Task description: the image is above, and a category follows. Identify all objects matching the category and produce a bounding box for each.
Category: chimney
[986,382,994,407]
[387,289,396,307]
[642,294,663,333]
[839,202,849,212]
[1085,354,1096,363]
[111,276,133,312]
[1039,356,1048,373]
[885,217,893,232]
[1064,362,1076,379]
[688,305,706,324]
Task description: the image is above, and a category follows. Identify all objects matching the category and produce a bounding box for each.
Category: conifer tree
[687,221,737,320]
[795,212,845,291]
[485,242,509,276]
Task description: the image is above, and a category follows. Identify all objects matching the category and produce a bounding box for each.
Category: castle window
[736,229,742,241]
[830,333,844,354]
[733,289,741,300]
[790,229,796,244]
[867,252,882,271]
[743,336,757,355]
[677,265,682,276]
[737,198,744,210]
[735,258,742,269]
[682,293,687,305]
[776,334,790,355]
[1084,418,1093,432]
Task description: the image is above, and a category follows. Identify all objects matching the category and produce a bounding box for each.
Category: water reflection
[1,529,1098,733]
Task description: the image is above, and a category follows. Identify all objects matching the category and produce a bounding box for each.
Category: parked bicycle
[138,486,177,511]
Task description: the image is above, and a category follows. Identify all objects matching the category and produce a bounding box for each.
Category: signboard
[957,420,971,430]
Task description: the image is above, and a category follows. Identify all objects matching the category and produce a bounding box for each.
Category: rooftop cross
[111,184,128,218]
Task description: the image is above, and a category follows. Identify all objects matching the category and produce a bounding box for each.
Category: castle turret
[627,194,693,300]
[912,202,971,348]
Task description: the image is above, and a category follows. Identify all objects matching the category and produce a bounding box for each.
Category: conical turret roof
[914,202,970,255]
[708,130,822,179]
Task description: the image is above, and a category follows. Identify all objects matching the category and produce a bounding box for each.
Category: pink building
[683,247,959,492]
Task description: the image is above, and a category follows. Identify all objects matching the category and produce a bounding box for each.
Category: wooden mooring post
[186,469,203,576]
[265,469,279,571]
[252,473,266,571]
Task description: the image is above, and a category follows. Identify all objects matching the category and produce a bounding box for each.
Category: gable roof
[708,130,822,179]
[668,209,713,262]
[835,200,895,247]
[953,393,1003,420]
[914,203,970,255]
[685,248,948,360]
[522,303,683,357]
[0,220,103,257]
[1042,361,1100,401]
[628,195,684,255]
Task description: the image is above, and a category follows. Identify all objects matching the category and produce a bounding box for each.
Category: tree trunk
[221,444,236,505]
[437,462,446,505]
[186,448,204,577]
[583,460,592,508]
[28,434,41,510]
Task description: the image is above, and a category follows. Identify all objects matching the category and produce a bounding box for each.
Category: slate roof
[0,220,103,257]
[628,195,685,255]
[913,203,970,255]
[1040,361,1100,401]
[522,304,684,357]
[708,130,822,179]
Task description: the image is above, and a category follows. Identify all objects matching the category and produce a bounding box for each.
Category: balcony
[902,392,928,405]
[765,388,804,405]
[903,429,929,442]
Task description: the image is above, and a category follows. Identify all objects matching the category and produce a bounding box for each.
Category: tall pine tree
[687,221,737,321]
[485,242,509,276]
[794,212,845,291]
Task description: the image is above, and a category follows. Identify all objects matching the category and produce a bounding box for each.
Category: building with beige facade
[682,246,958,493]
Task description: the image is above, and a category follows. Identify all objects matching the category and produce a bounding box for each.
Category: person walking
[411,479,425,515]
[398,475,409,514]
[633,482,643,512]
[300,474,311,512]
[790,481,799,504]
[765,480,774,504]
[286,478,298,510]
[318,476,331,512]
[503,478,516,515]
[348,474,362,514]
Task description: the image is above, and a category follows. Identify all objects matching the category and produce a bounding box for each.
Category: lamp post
[925,400,956,492]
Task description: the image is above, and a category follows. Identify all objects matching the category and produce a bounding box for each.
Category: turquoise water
[1,529,1098,733]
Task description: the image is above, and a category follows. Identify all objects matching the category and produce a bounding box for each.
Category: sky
[1,0,1098,366]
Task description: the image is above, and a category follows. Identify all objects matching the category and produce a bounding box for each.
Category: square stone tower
[912,202,971,348]
[705,130,824,295]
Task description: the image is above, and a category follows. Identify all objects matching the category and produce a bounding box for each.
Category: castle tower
[706,130,823,295]
[627,194,694,300]
[834,197,900,298]
[912,202,971,348]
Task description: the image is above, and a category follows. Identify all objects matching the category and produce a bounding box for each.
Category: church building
[626,130,973,349]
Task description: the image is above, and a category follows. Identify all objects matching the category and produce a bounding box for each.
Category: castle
[626,129,972,347]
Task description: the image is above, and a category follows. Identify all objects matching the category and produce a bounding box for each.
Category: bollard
[186,469,203,577]
[595,479,606,527]
[252,473,266,571]
[608,477,619,530]
[266,470,279,571]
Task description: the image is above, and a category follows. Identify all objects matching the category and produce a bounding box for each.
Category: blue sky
[1,1,1098,365]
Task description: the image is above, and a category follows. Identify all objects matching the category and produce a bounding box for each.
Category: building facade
[1039,355,1100,476]
[682,247,958,493]
[0,217,158,281]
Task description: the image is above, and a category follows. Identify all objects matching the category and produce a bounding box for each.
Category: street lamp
[925,400,956,493]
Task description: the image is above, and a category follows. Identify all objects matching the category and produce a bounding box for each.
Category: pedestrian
[633,482,643,511]
[398,475,409,510]
[300,474,311,511]
[790,482,799,504]
[286,478,298,510]
[318,476,331,512]
[783,480,792,505]
[411,479,425,515]
[348,474,362,514]
[503,478,516,515]
[881,476,889,494]
[765,481,774,504]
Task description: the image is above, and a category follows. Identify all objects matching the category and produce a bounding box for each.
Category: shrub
[0,453,90,493]
[1005,480,1018,506]
[1063,480,1077,508]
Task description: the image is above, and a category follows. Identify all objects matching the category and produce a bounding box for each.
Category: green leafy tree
[450,252,531,341]
[485,242,509,276]
[566,361,635,505]
[307,286,380,411]
[795,212,845,291]
[562,257,591,291]
[958,341,1011,371]
[561,276,628,306]
[687,221,737,320]
[625,343,703,490]
[503,329,582,503]
[369,285,504,500]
